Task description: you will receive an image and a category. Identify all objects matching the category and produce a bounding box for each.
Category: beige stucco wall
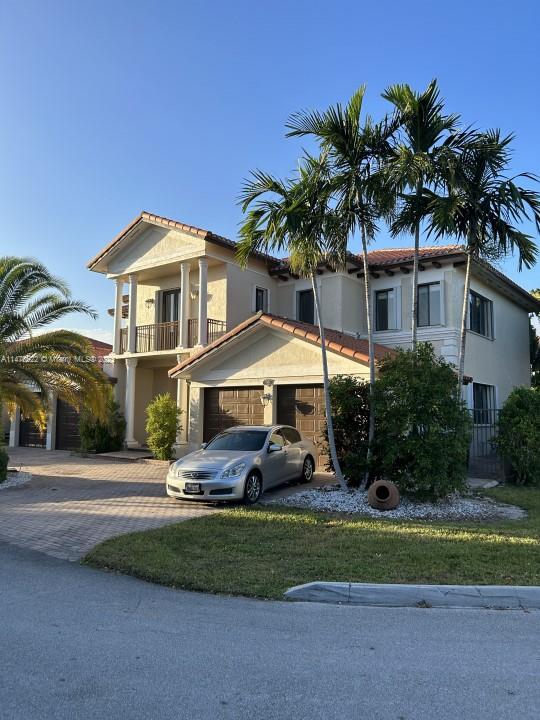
[225,262,279,329]
[132,366,177,445]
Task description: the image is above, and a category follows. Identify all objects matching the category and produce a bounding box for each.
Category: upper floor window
[254,286,269,313]
[417,282,441,327]
[162,289,180,323]
[297,289,314,324]
[469,291,493,338]
[473,382,496,424]
[375,288,397,331]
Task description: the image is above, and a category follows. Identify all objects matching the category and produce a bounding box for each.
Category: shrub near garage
[145,393,181,461]
[373,343,471,501]
[79,391,126,453]
[496,386,540,485]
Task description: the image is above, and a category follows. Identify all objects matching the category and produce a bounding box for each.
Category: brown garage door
[56,399,81,451]
[203,386,264,442]
[19,418,46,448]
[276,384,327,466]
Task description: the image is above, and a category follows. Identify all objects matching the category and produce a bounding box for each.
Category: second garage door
[276,384,327,465]
[56,399,81,451]
[203,386,264,442]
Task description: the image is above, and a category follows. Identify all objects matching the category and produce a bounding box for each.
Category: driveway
[2,543,539,720]
[0,448,219,560]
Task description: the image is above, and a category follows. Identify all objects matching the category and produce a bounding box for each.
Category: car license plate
[184,482,201,494]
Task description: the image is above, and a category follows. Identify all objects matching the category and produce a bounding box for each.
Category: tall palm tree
[236,154,348,490]
[0,257,109,425]
[382,80,460,349]
[285,86,398,482]
[427,131,540,388]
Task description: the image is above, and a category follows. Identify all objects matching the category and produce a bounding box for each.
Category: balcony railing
[118,319,226,354]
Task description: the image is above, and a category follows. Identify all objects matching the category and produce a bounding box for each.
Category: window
[469,291,493,338]
[375,289,396,331]
[205,430,268,451]
[254,286,269,313]
[282,427,301,444]
[473,383,496,425]
[297,289,314,324]
[162,289,180,322]
[417,282,441,327]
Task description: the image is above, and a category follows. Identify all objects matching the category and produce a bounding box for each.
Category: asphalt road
[1,543,539,720]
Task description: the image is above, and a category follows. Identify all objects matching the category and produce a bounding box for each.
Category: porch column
[127,273,138,353]
[9,406,20,448]
[113,278,124,354]
[45,392,58,450]
[124,357,139,448]
[179,261,191,348]
[197,258,208,346]
[173,371,190,457]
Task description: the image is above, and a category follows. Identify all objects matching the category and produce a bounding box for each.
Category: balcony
[119,319,226,354]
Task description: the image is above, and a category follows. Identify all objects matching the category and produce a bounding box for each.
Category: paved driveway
[0,448,218,560]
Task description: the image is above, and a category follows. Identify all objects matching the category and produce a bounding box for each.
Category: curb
[284,581,540,610]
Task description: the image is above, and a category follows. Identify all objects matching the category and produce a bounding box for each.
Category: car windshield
[205,430,268,452]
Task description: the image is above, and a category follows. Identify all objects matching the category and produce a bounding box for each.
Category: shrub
[495,386,540,485]
[145,393,181,461]
[79,392,126,453]
[0,444,8,483]
[373,343,471,501]
[323,375,370,486]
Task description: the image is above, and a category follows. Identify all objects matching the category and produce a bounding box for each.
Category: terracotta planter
[367,480,400,511]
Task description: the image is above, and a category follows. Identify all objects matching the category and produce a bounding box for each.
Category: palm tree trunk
[361,221,375,486]
[411,182,422,350]
[311,274,347,491]
[457,248,472,392]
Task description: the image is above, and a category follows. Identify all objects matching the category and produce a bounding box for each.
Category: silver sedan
[166,425,317,504]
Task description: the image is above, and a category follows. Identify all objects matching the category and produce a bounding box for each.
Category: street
[1,543,539,719]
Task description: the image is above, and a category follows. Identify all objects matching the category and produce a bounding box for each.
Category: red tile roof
[357,245,463,267]
[169,313,395,378]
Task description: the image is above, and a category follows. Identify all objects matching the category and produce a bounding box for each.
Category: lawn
[83,487,540,600]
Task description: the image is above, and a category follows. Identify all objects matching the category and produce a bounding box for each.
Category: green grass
[83,487,540,600]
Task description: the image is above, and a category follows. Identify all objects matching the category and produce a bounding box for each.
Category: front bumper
[166,472,246,501]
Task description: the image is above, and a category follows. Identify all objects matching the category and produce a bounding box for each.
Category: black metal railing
[118,318,227,354]
[187,318,227,347]
[468,408,502,479]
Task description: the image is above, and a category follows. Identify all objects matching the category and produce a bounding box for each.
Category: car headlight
[221,462,246,479]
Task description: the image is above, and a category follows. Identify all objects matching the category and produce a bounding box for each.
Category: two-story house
[88,211,539,461]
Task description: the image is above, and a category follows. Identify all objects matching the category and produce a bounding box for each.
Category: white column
[113,279,124,354]
[45,392,57,450]
[197,258,208,346]
[179,261,190,348]
[127,273,138,353]
[125,357,139,448]
[173,372,190,457]
[9,407,20,448]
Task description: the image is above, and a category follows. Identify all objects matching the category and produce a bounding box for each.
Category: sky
[1,0,539,343]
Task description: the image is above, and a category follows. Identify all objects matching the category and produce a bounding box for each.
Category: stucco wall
[225,262,278,329]
[132,366,177,445]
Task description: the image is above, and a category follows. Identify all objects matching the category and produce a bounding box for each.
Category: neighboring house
[6,337,113,451]
[88,210,540,461]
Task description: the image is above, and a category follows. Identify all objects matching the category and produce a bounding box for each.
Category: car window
[269,430,286,447]
[282,427,301,444]
[205,430,268,451]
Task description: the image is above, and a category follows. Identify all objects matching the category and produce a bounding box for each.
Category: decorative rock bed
[0,470,33,491]
[265,486,526,522]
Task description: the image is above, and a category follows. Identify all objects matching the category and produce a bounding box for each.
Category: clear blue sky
[1,0,539,341]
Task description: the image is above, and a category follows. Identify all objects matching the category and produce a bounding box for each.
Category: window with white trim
[254,286,269,313]
[469,291,493,338]
[375,288,397,331]
[296,289,314,324]
[417,282,441,326]
[472,383,496,424]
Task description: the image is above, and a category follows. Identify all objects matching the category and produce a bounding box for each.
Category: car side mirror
[200,442,208,450]
[268,443,282,453]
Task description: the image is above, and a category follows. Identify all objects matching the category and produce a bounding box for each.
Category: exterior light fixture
[260,392,272,407]
[145,298,155,309]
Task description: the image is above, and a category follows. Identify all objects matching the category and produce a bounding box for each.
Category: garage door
[56,399,81,451]
[19,418,46,448]
[203,387,264,442]
[276,384,327,466]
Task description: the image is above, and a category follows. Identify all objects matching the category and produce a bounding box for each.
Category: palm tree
[382,79,460,349]
[285,86,398,482]
[236,154,349,490]
[0,257,109,426]
[427,131,540,388]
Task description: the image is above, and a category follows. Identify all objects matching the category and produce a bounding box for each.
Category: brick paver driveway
[0,448,219,561]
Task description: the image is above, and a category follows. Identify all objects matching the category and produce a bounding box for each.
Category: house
[6,337,113,450]
[88,210,539,461]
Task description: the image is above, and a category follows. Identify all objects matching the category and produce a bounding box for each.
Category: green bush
[323,375,370,486]
[0,444,8,483]
[79,392,126,453]
[145,393,181,461]
[496,386,540,485]
[373,343,471,501]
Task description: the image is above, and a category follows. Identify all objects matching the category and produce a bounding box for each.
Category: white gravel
[266,486,526,521]
[0,470,32,491]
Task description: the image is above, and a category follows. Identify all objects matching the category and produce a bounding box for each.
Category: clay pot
[367,480,400,511]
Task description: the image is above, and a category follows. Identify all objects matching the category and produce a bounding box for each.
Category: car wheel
[299,456,314,484]
[243,472,262,505]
